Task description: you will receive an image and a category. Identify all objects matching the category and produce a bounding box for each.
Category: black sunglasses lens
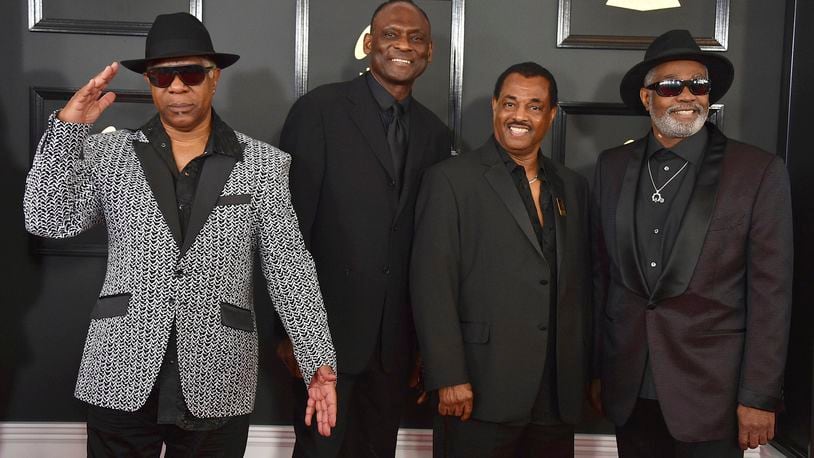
[689,80,711,95]
[147,71,172,88]
[178,68,208,86]
[146,66,209,88]
[655,81,683,97]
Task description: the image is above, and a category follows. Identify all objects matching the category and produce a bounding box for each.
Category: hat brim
[620,52,734,114]
[120,51,240,74]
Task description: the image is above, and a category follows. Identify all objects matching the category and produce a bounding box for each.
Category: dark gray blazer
[411,139,592,424]
[593,123,793,442]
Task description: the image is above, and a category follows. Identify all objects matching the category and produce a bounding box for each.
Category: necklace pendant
[651,191,665,204]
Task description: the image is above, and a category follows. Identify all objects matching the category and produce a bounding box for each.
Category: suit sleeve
[410,165,469,391]
[258,149,337,385]
[24,111,103,238]
[738,155,793,411]
[280,94,326,249]
[591,153,610,379]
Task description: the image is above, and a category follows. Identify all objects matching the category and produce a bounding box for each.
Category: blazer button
[388,180,396,187]
[173,269,185,278]
[392,225,399,232]
[647,304,656,310]
[539,279,549,285]
[382,266,391,275]
[537,323,548,331]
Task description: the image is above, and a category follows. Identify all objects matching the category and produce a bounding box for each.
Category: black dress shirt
[366,72,411,185]
[143,114,241,430]
[495,142,561,425]
[635,128,707,399]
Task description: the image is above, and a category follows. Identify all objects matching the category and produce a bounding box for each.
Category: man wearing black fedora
[589,29,792,457]
[24,12,338,456]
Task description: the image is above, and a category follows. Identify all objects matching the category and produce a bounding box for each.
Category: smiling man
[277,1,451,456]
[411,62,592,457]
[590,29,793,457]
[23,12,337,457]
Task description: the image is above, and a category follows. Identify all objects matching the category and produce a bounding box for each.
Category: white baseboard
[0,422,785,457]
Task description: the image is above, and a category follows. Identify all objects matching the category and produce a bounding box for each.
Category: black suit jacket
[410,139,592,424]
[593,123,793,441]
[280,74,451,374]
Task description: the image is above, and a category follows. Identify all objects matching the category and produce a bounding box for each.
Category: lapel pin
[555,197,566,216]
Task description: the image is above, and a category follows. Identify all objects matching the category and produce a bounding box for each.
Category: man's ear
[640,87,651,112]
[363,32,372,56]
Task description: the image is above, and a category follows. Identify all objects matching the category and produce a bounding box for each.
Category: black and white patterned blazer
[24,112,336,418]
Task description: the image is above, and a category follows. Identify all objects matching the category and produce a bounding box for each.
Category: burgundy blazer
[592,122,793,442]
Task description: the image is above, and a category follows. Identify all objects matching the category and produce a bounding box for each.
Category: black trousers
[434,415,574,458]
[292,347,409,458]
[615,398,743,458]
[86,400,250,458]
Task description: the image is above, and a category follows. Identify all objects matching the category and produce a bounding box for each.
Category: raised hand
[58,62,119,124]
[305,365,338,437]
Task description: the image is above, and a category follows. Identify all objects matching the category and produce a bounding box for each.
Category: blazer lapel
[650,123,726,303]
[133,136,183,248]
[347,76,396,182]
[482,142,544,259]
[615,137,650,297]
[395,106,431,219]
[180,153,238,258]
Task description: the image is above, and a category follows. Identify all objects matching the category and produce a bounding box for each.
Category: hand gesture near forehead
[58,62,119,125]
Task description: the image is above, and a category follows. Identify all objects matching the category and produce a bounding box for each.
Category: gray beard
[649,101,708,138]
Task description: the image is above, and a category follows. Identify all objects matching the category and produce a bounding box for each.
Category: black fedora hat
[120,12,239,74]
[620,29,733,113]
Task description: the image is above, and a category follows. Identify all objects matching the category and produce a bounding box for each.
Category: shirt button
[663,165,670,171]
[160,142,167,148]
[173,269,185,278]
[650,261,657,268]
[388,180,396,187]
[653,228,660,234]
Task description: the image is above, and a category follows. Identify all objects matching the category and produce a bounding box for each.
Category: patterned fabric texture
[24,112,336,417]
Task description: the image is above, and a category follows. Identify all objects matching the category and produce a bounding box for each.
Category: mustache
[666,103,705,114]
[507,121,532,129]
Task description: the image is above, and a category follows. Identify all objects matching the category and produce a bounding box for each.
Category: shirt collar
[139,109,244,161]
[646,126,708,165]
[493,137,548,180]
[365,72,412,112]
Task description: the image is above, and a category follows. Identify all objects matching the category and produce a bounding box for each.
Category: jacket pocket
[216,194,252,206]
[701,328,746,336]
[220,302,255,332]
[90,293,131,319]
[460,321,490,344]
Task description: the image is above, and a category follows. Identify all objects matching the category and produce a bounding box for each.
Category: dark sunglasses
[645,78,711,97]
[145,65,215,88]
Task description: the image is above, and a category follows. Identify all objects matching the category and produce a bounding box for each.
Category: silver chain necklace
[647,160,688,204]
